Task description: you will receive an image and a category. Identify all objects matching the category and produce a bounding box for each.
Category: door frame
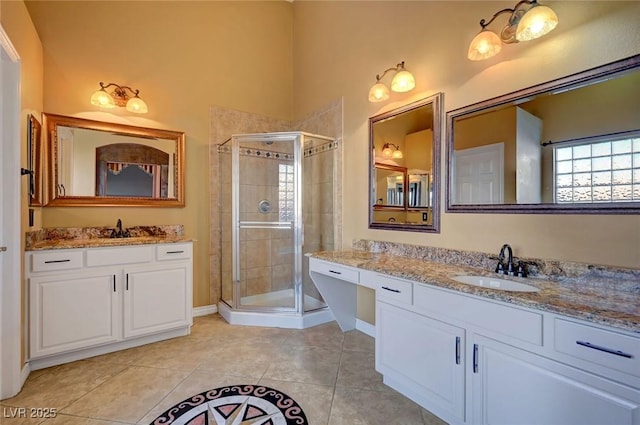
[231,132,302,313]
[0,24,25,399]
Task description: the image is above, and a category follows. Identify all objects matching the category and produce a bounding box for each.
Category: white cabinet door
[472,334,640,425]
[376,301,465,423]
[123,264,190,338]
[30,271,119,358]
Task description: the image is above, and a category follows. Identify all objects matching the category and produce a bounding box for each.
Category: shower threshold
[217,290,335,329]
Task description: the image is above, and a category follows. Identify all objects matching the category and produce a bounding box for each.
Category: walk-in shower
[217,131,338,328]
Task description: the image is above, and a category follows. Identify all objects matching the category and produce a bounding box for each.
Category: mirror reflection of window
[554,133,640,203]
[104,162,163,197]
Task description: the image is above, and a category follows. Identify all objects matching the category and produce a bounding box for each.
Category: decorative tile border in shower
[303,139,339,158]
[216,144,294,161]
[216,139,339,160]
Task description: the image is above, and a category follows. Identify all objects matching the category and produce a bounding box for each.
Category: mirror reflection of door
[453,143,504,204]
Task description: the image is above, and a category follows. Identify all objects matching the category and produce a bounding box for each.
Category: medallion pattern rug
[150,384,309,425]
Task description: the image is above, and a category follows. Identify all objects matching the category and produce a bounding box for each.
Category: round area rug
[150,384,308,425]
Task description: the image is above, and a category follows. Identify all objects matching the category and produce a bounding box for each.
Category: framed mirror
[446,54,640,214]
[43,113,185,207]
[369,93,442,232]
[27,114,44,206]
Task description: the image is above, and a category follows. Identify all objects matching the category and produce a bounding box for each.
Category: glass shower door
[232,133,301,312]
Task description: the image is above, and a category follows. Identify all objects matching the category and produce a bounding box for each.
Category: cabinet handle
[126,274,129,290]
[166,250,184,254]
[473,344,479,373]
[113,275,116,292]
[328,270,342,275]
[576,341,633,359]
[44,259,71,264]
[381,286,401,293]
[455,337,461,365]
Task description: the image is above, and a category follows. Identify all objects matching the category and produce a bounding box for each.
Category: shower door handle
[238,221,293,230]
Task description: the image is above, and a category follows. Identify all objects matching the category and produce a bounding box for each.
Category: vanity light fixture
[368,61,416,102]
[90,82,149,114]
[381,143,403,159]
[467,0,558,61]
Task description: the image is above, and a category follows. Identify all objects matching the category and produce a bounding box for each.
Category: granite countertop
[25,225,193,251]
[26,235,193,251]
[310,250,640,334]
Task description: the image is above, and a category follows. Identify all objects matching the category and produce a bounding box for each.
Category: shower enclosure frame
[221,131,336,326]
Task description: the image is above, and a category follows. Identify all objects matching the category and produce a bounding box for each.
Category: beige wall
[25,1,294,307]
[291,1,640,324]
[1,0,44,364]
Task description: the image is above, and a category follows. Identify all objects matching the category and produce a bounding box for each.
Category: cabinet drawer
[157,243,192,261]
[376,274,413,306]
[31,250,84,273]
[554,319,640,378]
[414,284,542,346]
[86,246,153,267]
[310,259,359,284]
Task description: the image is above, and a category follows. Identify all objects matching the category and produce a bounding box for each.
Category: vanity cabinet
[314,260,640,425]
[123,263,190,338]
[377,301,465,422]
[29,270,119,358]
[26,242,193,367]
[471,334,640,425]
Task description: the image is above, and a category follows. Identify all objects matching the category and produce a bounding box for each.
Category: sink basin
[452,275,540,292]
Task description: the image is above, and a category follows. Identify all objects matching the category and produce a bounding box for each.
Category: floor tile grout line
[133,367,199,424]
[56,365,134,415]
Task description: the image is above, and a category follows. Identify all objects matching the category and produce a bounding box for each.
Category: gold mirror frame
[43,113,185,207]
[369,93,442,233]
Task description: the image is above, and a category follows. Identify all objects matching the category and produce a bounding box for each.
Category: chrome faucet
[495,243,527,277]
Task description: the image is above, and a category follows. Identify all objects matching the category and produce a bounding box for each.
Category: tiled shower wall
[209,100,343,306]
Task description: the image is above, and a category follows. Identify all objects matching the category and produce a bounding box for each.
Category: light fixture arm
[99,82,141,98]
[478,0,536,29]
[375,61,406,82]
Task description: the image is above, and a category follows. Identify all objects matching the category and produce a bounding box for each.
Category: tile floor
[1,314,447,425]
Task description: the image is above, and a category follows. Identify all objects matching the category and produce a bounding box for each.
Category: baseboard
[20,362,31,389]
[193,304,218,317]
[29,327,190,370]
[356,318,375,338]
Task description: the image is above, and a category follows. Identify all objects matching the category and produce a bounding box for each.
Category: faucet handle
[516,261,527,278]
[495,260,505,274]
